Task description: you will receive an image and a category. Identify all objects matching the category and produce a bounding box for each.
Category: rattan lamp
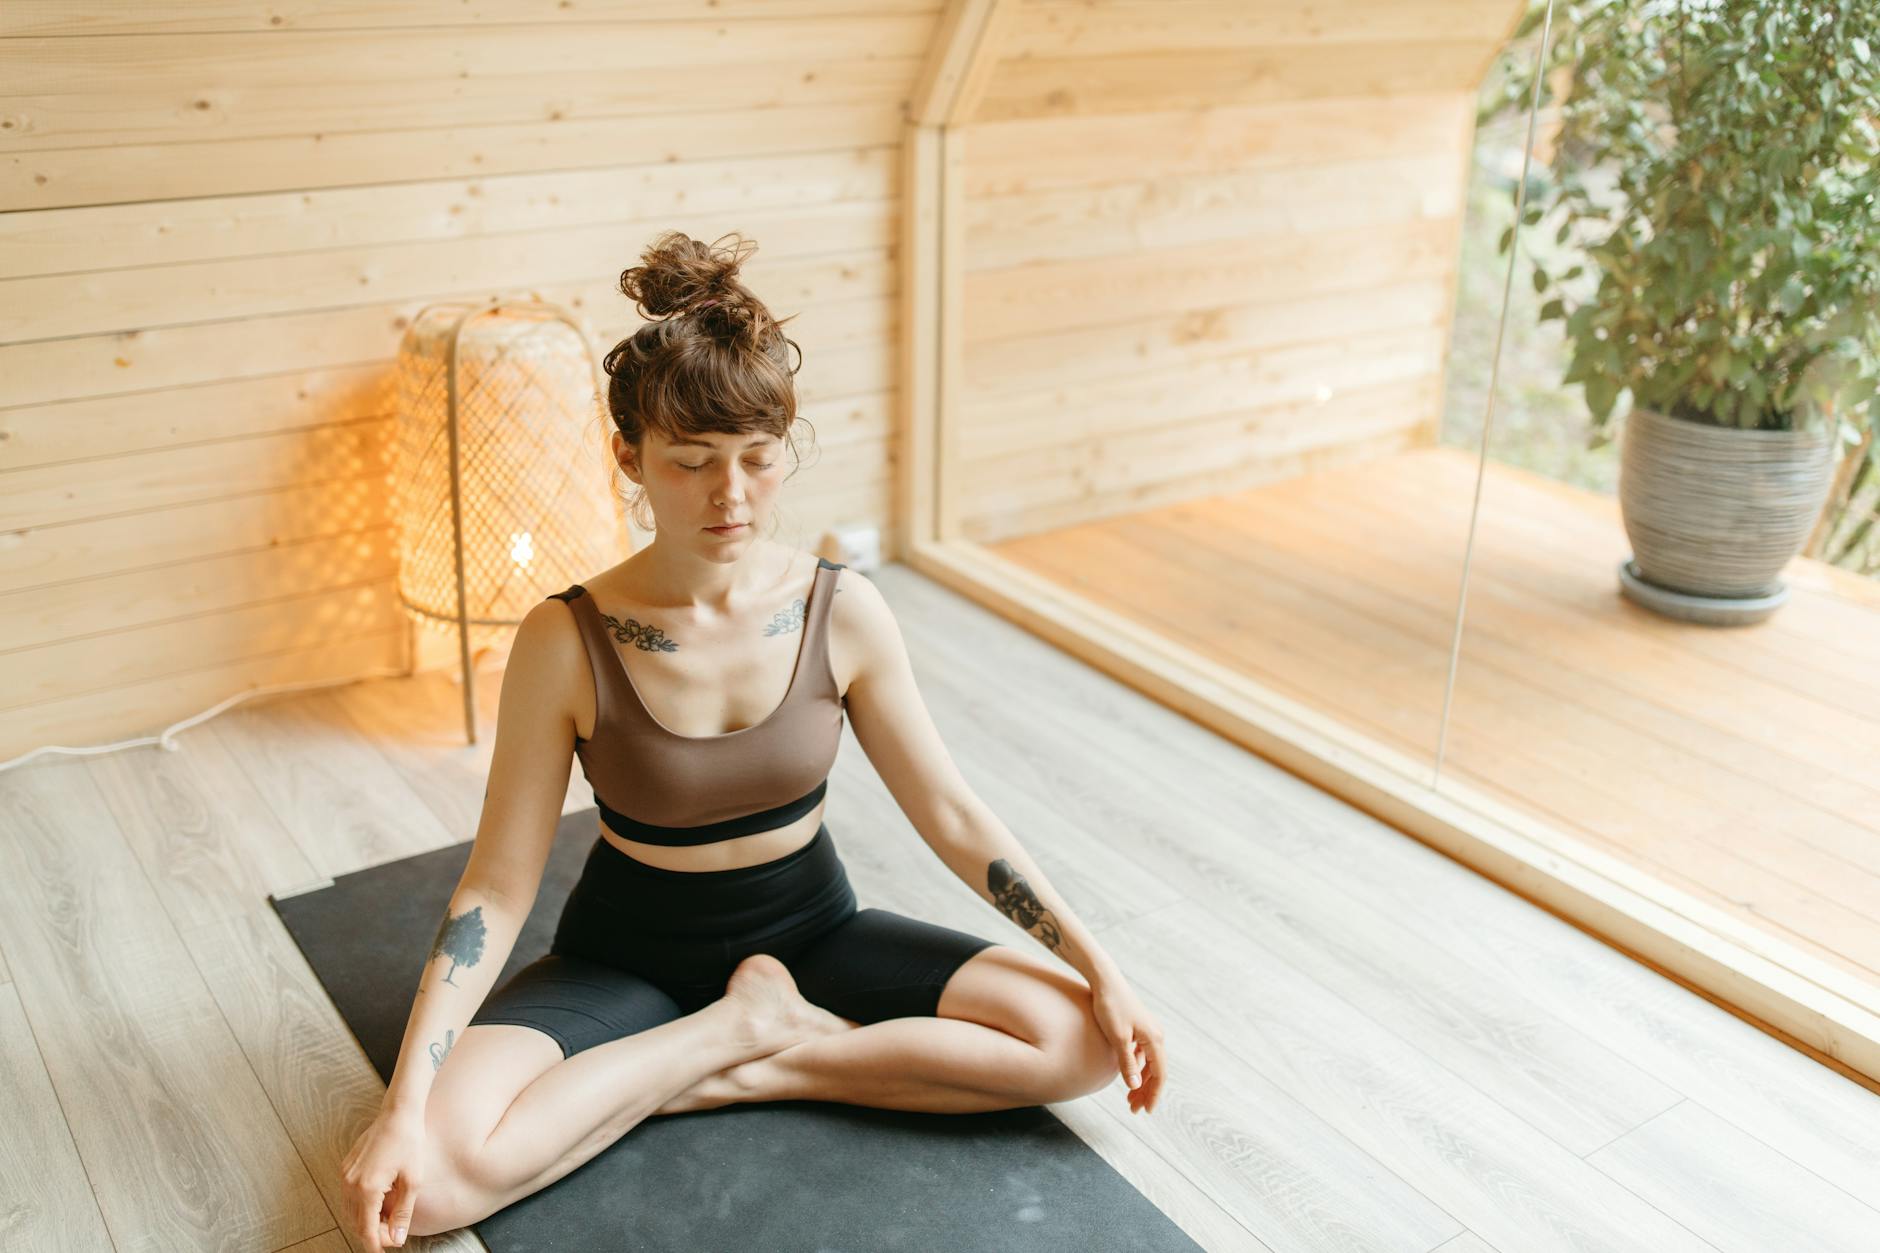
[391,296,622,743]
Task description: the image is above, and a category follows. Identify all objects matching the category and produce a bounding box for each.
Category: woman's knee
[411,1115,564,1237]
[937,948,1111,1099]
[427,1023,563,1143]
[403,1136,491,1238]
[406,1184,469,1240]
[406,1024,565,1231]
[1038,982,1122,1102]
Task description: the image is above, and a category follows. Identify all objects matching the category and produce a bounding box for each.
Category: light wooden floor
[992,445,1880,1001]
[2,560,1877,1251]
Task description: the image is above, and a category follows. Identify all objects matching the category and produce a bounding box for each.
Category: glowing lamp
[391,297,622,742]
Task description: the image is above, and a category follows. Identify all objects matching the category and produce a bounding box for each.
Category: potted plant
[1494,0,1880,623]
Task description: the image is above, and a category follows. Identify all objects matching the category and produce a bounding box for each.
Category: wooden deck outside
[990,444,1880,1003]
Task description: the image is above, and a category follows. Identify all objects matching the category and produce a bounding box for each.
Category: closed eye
[681,462,775,472]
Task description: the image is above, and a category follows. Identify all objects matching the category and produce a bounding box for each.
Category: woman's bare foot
[657,955,858,1115]
[721,952,853,1051]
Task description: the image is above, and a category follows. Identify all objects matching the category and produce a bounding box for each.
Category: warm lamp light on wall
[391,296,624,744]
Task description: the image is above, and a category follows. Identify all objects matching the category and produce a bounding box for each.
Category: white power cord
[0,664,423,775]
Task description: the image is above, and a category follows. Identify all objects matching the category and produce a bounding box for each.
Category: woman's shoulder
[502,592,594,740]
[825,558,900,698]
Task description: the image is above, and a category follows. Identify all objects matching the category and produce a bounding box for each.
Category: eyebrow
[667,436,775,450]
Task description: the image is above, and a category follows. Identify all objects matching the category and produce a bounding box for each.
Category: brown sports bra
[550,555,847,845]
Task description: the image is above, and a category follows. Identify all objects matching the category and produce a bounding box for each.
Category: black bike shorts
[467,822,1001,1058]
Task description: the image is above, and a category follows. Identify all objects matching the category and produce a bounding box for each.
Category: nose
[712,462,747,504]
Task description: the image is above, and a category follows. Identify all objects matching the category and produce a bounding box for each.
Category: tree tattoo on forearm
[428,905,486,986]
[416,908,480,1081]
[987,859,1063,953]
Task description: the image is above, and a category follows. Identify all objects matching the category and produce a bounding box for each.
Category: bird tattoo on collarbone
[988,859,1064,953]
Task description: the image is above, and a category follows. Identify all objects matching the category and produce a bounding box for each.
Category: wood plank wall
[0,0,941,761]
[948,0,1527,542]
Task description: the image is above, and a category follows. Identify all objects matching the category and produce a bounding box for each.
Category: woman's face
[618,428,785,550]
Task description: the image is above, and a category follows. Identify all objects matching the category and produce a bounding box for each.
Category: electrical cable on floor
[0,664,424,775]
[6,535,834,780]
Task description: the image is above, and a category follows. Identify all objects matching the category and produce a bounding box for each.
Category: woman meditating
[340,230,1168,1248]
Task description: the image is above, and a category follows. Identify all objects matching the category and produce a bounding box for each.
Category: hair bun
[618,230,754,321]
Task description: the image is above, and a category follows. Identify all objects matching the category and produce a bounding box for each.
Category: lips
[707,522,748,532]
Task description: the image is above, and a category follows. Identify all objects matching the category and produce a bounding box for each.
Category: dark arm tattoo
[428,905,487,986]
[420,906,480,1074]
[987,859,1063,954]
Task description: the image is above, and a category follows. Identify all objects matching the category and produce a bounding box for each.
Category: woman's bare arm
[380,885,527,1116]
[378,598,587,1116]
[835,571,1121,986]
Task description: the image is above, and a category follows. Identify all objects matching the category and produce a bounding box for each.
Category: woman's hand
[1089,972,1167,1114]
[340,1105,428,1251]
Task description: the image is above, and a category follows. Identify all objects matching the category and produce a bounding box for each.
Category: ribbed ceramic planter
[1617,405,1836,622]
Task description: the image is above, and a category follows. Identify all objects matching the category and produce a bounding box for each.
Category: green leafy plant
[1493,0,1879,431]
[1483,0,1880,568]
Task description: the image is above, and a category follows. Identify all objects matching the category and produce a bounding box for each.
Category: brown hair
[601,230,812,532]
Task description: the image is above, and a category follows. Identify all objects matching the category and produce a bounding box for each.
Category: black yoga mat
[272,806,1205,1253]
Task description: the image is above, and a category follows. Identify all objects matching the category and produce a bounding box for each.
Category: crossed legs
[656,944,1116,1115]
[408,955,811,1236]
[407,946,1115,1238]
